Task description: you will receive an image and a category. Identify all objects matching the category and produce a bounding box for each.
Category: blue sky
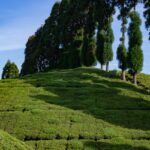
[0,1,149,76]
[0,0,56,76]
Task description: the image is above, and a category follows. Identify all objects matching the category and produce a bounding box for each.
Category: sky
[0,0,56,76]
[0,1,149,76]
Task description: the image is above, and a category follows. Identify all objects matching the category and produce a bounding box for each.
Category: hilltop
[0,68,150,150]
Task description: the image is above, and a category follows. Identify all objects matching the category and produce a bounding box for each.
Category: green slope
[0,68,150,150]
[0,130,32,150]
[137,73,150,90]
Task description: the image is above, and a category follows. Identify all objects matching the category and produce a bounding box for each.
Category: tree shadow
[24,68,149,95]
[23,69,150,131]
[83,141,150,150]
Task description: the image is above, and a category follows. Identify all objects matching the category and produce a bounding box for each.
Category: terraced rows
[0,68,150,149]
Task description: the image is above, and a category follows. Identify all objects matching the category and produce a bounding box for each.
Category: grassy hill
[0,130,32,150]
[0,68,150,150]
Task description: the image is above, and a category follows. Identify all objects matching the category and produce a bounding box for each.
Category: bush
[2,60,19,79]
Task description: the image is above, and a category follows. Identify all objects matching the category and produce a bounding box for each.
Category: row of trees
[117,11,143,85]
[20,0,150,85]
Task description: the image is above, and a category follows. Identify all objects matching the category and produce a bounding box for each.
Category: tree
[21,0,149,76]
[144,0,150,40]
[81,1,97,67]
[116,0,129,81]
[2,60,19,79]
[34,2,61,71]
[21,2,62,75]
[105,22,114,72]
[62,0,86,68]
[21,30,41,76]
[128,11,143,85]
[82,35,96,67]
[69,28,84,68]
[117,44,128,80]
[59,0,84,69]
[96,18,114,71]
[43,2,61,69]
[96,29,105,70]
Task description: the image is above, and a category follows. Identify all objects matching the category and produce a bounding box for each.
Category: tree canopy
[2,60,19,79]
[128,11,143,85]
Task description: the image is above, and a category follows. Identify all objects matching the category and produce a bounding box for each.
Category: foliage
[21,2,61,75]
[69,28,84,68]
[117,44,128,71]
[144,0,150,39]
[20,0,150,76]
[81,2,96,67]
[128,11,143,84]
[96,19,114,70]
[21,31,41,75]
[2,60,19,79]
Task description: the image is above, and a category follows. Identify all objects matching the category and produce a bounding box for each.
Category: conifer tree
[69,28,84,68]
[96,19,114,71]
[21,2,61,75]
[117,44,127,80]
[81,2,96,67]
[59,0,76,69]
[144,0,150,39]
[42,2,61,69]
[21,28,42,75]
[66,0,86,68]
[128,11,143,85]
[117,1,128,81]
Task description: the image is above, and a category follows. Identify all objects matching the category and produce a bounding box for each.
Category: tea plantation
[0,68,150,150]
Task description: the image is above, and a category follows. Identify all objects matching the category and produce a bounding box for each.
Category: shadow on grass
[83,141,149,150]
[24,68,150,131]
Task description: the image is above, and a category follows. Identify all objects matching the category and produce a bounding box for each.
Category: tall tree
[69,28,84,68]
[116,0,128,81]
[117,44,127,80]
[144,0,150,40]
[81,1,96,67]
[105,21,114,72]
[64,0,85,68]
[21,28,42,75]
[128,11,143,85]
[42,2,61,70]
[96,18,114,71]
[96,29,105,70]
[21,1,62,75]
[59,0,81,69]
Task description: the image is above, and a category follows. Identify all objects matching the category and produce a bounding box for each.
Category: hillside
[0,68,150,150]
[0,130,32,150]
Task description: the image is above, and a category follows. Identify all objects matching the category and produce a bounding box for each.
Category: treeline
[21,0,150,85]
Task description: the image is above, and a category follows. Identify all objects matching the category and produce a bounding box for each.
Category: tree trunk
[121,70,126,81]
[133,74,137,86]
[106,62,109,72]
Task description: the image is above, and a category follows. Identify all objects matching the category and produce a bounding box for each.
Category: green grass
[0,67,150,149]
[137,73,150,90]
